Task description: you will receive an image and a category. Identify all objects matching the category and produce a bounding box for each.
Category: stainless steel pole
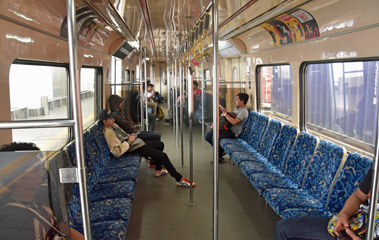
[175,56,179,147]
[172,62,176,134]
[139,46,144,131]
[201,60,205,138]
[0,119,75,129]
[167,64,171,122]
[212,1,219,239]
[144,53,149,130]
[180,58,184,167]
[366,117,379,239]
[188,53,195,206]
[66,0,92,238]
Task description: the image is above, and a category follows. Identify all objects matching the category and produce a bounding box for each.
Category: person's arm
[221,110,241,126]
[334,188,369,232]
[103,127,131,158]
[115,114,136,133]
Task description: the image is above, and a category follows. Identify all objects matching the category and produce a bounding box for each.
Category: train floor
[125,107,280,240]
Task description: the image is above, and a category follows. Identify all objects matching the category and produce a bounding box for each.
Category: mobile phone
[135,131,140,136]
[337,230,352,240]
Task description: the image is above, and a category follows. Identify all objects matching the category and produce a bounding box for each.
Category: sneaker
[176,177,196,188]
[155,169,168,177]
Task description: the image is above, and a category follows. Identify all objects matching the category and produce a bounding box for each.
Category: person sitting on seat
[275,166,375,240]
[99,109,195,188]
[144,83,158,116]
[109,94,161,141]
[204,93,249,162]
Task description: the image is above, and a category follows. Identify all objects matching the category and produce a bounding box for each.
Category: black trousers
[133,141,182,182]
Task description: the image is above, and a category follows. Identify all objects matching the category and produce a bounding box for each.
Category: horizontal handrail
[0,119,75,129]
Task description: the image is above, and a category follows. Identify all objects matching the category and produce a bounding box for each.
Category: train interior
[0,0,379,239]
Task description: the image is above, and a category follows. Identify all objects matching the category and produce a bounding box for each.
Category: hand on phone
[337,230,353,240]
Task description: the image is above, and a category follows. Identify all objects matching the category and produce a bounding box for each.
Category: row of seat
[220,111,372,219]
[66,121,142,240]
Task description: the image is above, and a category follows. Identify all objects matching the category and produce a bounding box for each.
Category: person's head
[108,95,125,111]
[235,93,249,108]
[147,83,154,92]
[193,81,198,90]
[98,109,116,128]
[0,142,40,151]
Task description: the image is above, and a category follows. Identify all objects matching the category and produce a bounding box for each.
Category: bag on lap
[219,112,237,134]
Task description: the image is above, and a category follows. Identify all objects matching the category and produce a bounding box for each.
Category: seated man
[275,167,374,240]
[205,93,249,162]
[99,109,195,188]
[144,83,158,116]
[109,94,161,141]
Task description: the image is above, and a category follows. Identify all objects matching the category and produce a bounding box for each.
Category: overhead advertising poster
[261,9,320,47]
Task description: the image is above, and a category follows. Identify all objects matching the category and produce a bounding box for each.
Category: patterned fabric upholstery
[230,151,263,167]
[257,118,282,159]
[240,160,282,179]
[326,153,372,214]
[72,220,128,240]
[267,125,298,172]
[281,207,332,219]
[249,131,316,194]
[283,132,318,186]
[221,139,255,155]
[237,109,252,141]
[89,181,136,202]
[263,140,345,216]
[248,114,269,151]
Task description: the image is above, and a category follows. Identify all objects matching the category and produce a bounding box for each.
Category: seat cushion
[72,220,128,240]
[249,173,299,194]
[281,207,332,219]
[89,181,137,202]
[240,161,282,179]
[263,188,324,216]
[230,151,263,167]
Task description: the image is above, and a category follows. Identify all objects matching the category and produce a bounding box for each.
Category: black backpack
[219,112,237,134]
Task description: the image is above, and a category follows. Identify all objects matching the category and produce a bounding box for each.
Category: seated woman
[109,95,161,141]
[99,109,195,188]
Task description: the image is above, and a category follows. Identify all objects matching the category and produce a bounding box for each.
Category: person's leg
[138,131,161,141]
[148,113,156,131]
[275,217,334,240]
[205,130,213,146]
[144,141,164,151]
[218,131,236,156]
[147,102,157,115]
[134,145,182,181]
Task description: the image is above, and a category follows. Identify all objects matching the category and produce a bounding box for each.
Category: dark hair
[193,81,198,87]
[0,142,40,151]
[237,93,249,105]
[148,83,154,87]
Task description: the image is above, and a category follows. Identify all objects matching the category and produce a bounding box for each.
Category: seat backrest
[248,113,269,151]
[326,152,372,213]
[238,109,253,141]
[91,121,113,161]
[268,125,298,172]
[284,132,319,186]
[303,140,346,205]
[257,118,282,159]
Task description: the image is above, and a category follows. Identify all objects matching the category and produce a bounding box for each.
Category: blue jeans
[275,217,334,240]
[204,130,236,156]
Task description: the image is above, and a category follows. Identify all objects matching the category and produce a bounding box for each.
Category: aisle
[125,115,280,240]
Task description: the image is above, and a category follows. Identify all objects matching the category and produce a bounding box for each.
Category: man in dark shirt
[275,168,373,240]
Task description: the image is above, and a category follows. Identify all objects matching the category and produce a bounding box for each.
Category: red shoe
[176,177,196,188]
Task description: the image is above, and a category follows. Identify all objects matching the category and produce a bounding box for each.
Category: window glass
[306,60,379,149]
[9,64,69,150]
[80,68,98,129]
[260,65,292,120]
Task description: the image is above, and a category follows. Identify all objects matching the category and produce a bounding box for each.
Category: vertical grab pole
[175,56,179,147]
[139,45,145,131]
[180,57,184,167]
[144,52,149,130]
[366,112,379,240]
[172,62,176,134]
[212,0,219,239]
[201,60,205,137]
[66,0,92,238]
[167,64,171,122]
[188,53,195,206]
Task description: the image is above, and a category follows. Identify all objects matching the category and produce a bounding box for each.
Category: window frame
[256,63,293,123]
[300,57,379,155]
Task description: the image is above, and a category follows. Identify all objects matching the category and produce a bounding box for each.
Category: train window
[305,60,379,152]
[110,57,123,95]
[9,63,70,150]
[80,67,100,129]
[258,65,292,121]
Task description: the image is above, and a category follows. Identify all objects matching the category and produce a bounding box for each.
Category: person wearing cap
[109,95,160,140]
[99,109,195,188]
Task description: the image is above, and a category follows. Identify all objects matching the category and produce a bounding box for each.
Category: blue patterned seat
[221,112,268,155]
[248,130,317,194]
[263,140,346,217]
[325,152,372,214]
[72,220,128,240]
[237,119,282,176]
